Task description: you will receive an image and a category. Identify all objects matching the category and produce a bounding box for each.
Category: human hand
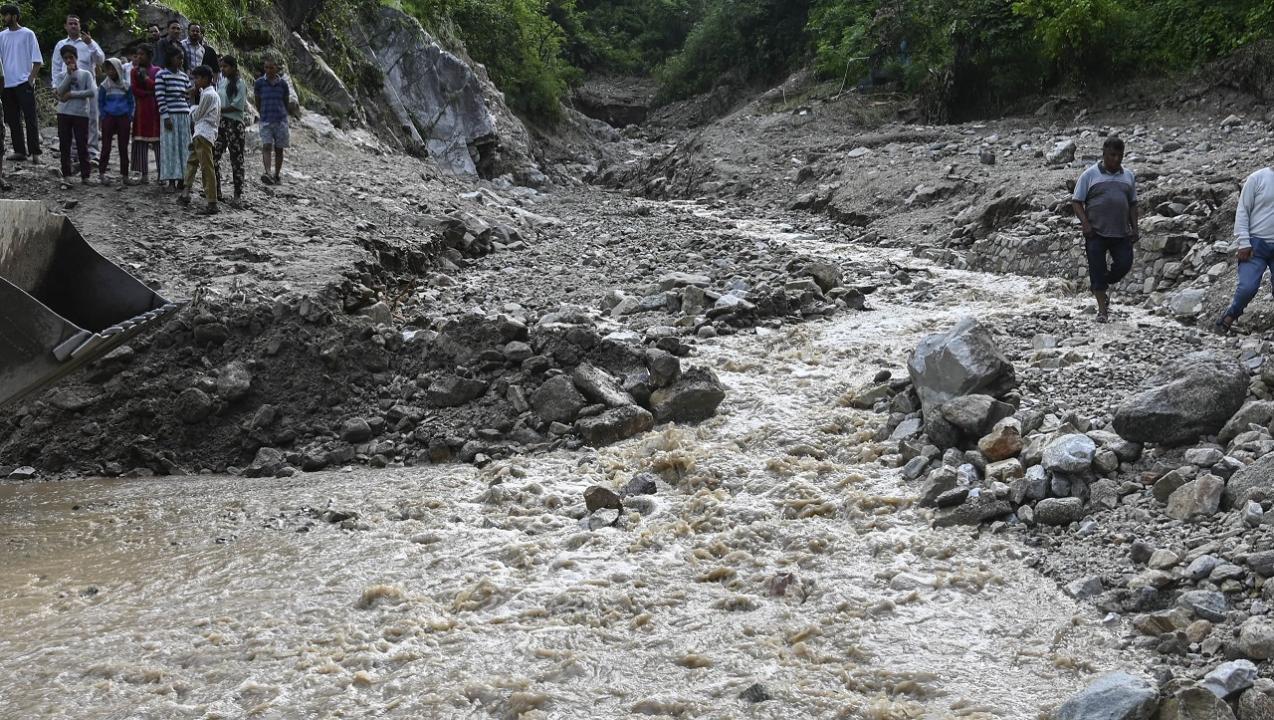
[1239,247,1254,262]
[1082,226,1095,240]
[164,117,173,130]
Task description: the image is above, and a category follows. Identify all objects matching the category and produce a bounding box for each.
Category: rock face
[908,318,1016,414]
[1054,672,1158,720]
[355,6,534,177]
[1113,352,1249,446]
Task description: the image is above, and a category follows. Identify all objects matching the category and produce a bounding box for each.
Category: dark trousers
[1225,237,1274,320]
[1085,235,1134,292]
[100,114,131,176]
[57,114,89,180]
[2,82,40,158]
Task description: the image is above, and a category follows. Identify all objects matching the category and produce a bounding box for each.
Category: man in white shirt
[1218,166,1274,331]
[52,15,105,162]
[0,3,42,162]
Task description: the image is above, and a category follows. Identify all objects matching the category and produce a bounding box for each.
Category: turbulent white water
[0,208,1150,719]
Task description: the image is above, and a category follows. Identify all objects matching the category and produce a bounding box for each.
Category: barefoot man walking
[1217,164,1274,331]
[1072,137,1139,322]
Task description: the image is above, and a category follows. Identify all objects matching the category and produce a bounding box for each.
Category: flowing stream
[0,203,1151,719]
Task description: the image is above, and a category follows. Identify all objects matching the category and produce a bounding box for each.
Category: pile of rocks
[600,258,866,340]
[0,294,727,478]
[1056,665,1274,720]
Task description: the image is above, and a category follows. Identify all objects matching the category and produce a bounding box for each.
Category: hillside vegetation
[20,0,1274,121]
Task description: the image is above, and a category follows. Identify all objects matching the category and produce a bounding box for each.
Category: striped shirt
[156,69,191,116]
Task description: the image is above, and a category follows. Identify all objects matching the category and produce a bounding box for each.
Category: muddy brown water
[0,212,1152,719]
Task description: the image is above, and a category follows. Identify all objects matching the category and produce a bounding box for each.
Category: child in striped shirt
[156,50,190,190]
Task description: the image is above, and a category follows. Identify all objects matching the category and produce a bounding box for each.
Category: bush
[656,0,811,101]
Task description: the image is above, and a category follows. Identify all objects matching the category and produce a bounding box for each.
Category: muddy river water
[0,210,1151,719]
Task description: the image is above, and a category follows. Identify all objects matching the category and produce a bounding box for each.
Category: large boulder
[1156,687,1237,720]
[1054,672,1158,720]
[1113,352,1248,446]
[355,6,536,177]
[647,367,726,424]
[908,318,1016,415]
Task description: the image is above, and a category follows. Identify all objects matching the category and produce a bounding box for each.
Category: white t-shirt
[191,85,221,143]
[1236,168,1274,249]
[51,36,104,88]
[0,26,42,88]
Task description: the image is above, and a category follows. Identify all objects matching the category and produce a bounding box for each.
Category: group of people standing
[0,6,291,214]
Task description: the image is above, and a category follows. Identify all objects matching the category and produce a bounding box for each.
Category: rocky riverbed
[4,71,1274,716]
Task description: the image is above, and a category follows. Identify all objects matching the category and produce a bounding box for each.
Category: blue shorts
[259,121,289,149]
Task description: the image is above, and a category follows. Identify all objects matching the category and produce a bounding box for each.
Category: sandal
[261,173,274,185]
[1216,315,1236,333]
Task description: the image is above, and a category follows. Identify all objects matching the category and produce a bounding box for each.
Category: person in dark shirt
[1071,137,1139,323]
[253,58,290,186]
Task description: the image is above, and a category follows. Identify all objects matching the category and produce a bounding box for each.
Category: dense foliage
[19,0,1274,122]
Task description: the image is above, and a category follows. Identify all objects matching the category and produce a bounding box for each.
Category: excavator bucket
[0,200,176,408]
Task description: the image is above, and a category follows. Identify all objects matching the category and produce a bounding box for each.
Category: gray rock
[1046,139,1077,166]
[1035,497,1085,526]
[573,364,635,408]
[1240,618,1274,660]
[1179,590,1228,622]
[1248,550,1274,577]
[621,473,658,497]
[1113,351,1249,446]
[1187,555,1222,580]
[1221,401,1274,444]
[214,361,252,401]
[940,394,1015,437]
[6,466,36,480]
[1024,464,1049,500]
[1066,576,1104,600]
[934,486,970,508]
[531,375,587,423]
[931,494,1011,528]
[803,261,842,293]
[1165,475,1224,520]
[892,418,924,441]
[1245,501,1265,527]
[1185,447,1225,466]
[426,375,488,407]
[245,447,287,478]
[1167,289,1208,319]
[644,348,681,388]
[340,417,373,443]
[1202,660,1258,699]
[919,466,958,507]
[1224,453,1274,509]
[575,405,655,446]
[1053,671,1157,720]
[1154,467,1196,504]
[1043,434,1097,474]
[907,317,1016,416]
[1156,686,1237,720]
[1239,680,1274,720]
[357,301,392,325]
[647,367,726,424]
[902,455,931,480]
[176,388,214,424]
